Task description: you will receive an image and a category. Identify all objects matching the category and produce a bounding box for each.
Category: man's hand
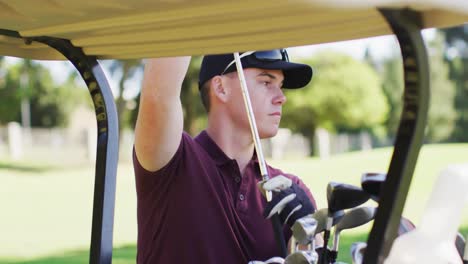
[260,176,315,227]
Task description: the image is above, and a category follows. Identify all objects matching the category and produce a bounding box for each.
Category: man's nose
[273,88,286,105]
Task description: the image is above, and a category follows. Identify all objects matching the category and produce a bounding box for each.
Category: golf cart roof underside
[0,0,467,60]
[1,2,467,264]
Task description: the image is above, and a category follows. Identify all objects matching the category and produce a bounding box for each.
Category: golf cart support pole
[0,30,119,264]
[363,8,429,264]
[233,52,288,257]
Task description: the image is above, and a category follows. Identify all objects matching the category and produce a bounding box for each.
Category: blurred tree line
[444,25,468,142]
[0,24,465,154]
[0,58,89,127]
[282,52,388,152]
[377,32,458,143]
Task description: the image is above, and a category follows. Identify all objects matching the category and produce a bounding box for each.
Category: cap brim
[259,60,313,89]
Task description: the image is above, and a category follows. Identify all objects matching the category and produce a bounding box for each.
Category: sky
[4,29,436,100]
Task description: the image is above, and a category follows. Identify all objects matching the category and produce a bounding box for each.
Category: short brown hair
[200,81,211,113]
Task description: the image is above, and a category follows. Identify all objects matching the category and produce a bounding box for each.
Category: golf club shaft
[233,53,270,185]
[321,217,333,264]
[332,227,340,252]
[233,52,287,257]
[330,227,340,263]
[321,229,330,264]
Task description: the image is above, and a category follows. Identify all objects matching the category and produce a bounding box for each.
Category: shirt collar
[195,130,262,178]
[195,130,260,166]
[195,130,232,165]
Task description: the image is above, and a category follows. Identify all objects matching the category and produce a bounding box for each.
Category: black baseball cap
[198,49,312,89]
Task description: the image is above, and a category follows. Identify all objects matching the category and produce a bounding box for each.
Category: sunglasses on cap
[221,49,290,75]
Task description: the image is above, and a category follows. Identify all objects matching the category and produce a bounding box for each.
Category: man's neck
[206,124,255,174]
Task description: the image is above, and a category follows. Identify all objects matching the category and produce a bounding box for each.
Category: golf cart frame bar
[364,8,429,264]
[35,37,120,264]
[0,29,119,264]
[0,7,429,264]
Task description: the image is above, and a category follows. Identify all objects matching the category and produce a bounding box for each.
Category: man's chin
[259,129,279,139]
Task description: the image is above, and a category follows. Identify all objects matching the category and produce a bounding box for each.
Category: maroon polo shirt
[133,130,316,264]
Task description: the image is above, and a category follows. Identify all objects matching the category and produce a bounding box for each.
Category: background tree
[380,53,403,140]
[0,59,85,127]
[380,32,456,143]
[106,59,143,140]
[442,24,468,142]
[0,57,22,124]
[426,33,456,142]
[282,52,388,153]
[180,56,206,135]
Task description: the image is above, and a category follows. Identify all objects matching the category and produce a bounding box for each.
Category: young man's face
[223,68,286,138]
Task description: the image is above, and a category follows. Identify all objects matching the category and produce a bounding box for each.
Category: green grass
[0,245,136,264]
[1,143,467,263]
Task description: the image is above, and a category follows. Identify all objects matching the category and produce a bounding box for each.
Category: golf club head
[361,172,386,202]
[310,208,345,235]
[327,182,370,214]
[335,207,376,232]
[398,217,416,236]
[292,216,318,245]
[350,242,366,264]
[284,250,318,264]
[455,232,465,260]
[331,207,376,253]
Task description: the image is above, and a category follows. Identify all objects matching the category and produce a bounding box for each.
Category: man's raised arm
[134,57,191,172]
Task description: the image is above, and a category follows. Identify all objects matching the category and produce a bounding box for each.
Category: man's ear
[211,76,229,103]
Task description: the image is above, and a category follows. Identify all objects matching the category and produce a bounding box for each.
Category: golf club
[329,207,376,263]
[285,250,318,264]
[350,242,367,264]
[292,209,345,264]
[233,52,287,256]
[292,216,318,246]
[455,232,465,261]
[307,208,345,236]
[397,217,415,236]
[464,233,468,264]
[322,182,370,263]
[361,172,386,202]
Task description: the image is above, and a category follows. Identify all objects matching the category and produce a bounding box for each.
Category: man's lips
[269,112,281,116]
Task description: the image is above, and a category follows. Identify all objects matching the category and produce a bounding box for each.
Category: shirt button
[235,177,241,183]
[239,194,245,201]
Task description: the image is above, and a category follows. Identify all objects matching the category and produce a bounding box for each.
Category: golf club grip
[321,230,330,264]
[271,214,287,257]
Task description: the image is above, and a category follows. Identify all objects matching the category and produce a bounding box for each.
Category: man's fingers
[284,204,302,226]
[266,194,296,219]
[260,176,292,192]
[264,257,285,263]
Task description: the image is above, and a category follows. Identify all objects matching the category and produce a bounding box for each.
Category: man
[133,49,316,263]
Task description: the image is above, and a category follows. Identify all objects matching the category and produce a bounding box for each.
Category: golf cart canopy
[1,1,467,264]
[0,0,467,60]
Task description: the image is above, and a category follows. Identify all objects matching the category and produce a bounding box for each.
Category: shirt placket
[225,160,248,213]
[238,161,261,214]
[236,173,249,213]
